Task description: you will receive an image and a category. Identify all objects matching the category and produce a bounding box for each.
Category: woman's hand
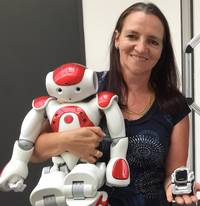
[32,124,106,163]
[165,181,200,205]
[62,126,105,163]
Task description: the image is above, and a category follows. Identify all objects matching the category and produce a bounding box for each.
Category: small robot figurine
[171,166,195,196]
[0,63,130,206]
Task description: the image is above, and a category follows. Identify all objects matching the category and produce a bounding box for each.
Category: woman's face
[115,11,164,77]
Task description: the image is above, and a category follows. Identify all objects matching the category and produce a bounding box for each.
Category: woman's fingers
[86,156,98,164]
[61,126,106,163]
[166,182,199,205]
[89,126,106,141]
[182,195,193,205]
[190,195,198,203]
[194,182,200,191]
[93,150,103,159]
[174,196,185,205]
[80,150,103,163]
[166,184,173,202]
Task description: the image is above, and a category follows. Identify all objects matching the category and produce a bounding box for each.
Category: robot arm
[97,92,130,187]
[0,96,50,192]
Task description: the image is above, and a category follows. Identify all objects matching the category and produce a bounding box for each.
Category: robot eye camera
[171,166,195,195]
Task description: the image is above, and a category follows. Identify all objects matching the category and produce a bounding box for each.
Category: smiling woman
[113,11,164,118]
[114,11,164,77]
[98,2,200,206]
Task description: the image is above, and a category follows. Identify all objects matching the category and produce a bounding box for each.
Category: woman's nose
[134,39,148,53]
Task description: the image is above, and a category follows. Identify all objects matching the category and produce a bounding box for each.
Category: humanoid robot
[0,63,130,206]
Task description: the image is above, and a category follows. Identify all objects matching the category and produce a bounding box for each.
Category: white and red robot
[0,63,130,206]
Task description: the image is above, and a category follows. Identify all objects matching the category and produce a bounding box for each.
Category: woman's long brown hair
[103,2,185,114]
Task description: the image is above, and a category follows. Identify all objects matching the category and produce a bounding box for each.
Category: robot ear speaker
[83,68,98,93]
[93,72,98,92]
[87,69,98,92]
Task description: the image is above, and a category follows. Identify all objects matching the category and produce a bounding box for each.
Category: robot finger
[9,179,26,192]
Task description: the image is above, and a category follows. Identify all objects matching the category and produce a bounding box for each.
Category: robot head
[46,63,98,102]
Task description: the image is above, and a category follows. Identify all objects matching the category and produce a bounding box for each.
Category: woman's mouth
[130,54,148,61]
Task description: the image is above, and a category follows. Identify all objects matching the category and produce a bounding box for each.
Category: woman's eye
[127,34,137,40]
[149,39,159,46]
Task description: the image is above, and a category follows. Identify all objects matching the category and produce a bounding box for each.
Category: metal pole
[180,0,195,173]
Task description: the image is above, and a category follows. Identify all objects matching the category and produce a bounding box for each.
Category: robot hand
[171,166,195,196]
[106,157,130,187]
[8,179,26,192]
[0,159,28,192]
[0,141,32,192]
[106,138,130,187]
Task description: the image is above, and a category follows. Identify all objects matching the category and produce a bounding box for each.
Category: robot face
[46,63,98,102]
[175,170,187,182]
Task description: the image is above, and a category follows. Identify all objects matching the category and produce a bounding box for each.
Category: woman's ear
[114,30,120,49]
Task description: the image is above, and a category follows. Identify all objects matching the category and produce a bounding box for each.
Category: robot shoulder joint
[32,96,55,110]
[97,91,118,110]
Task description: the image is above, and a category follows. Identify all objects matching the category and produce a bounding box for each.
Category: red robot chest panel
[50,106,94,132]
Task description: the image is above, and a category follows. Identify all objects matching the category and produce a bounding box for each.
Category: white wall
[193,0,200,185]
[82,0,181,72]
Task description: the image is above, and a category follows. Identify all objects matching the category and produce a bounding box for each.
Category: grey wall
[0,0,85,205]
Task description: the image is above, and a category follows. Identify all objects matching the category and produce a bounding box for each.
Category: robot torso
[46,98,102,132]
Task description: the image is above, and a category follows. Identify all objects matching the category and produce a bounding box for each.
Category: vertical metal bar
[185,33,200,104]
[181,0,193,99]
[184,52,193,104]
[180,0,195,173]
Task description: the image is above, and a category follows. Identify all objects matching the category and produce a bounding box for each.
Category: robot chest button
[64,115,74,124]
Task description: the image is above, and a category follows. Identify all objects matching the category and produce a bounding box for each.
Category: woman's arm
[165,115,189,179]
[165,115,199,204]
[31,120,105,163]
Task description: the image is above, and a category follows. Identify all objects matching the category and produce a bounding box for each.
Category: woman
[98,2,198,206]
[32,2,199,205]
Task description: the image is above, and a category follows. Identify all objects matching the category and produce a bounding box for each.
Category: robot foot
[106,157,130,187]
[30,166,68,206]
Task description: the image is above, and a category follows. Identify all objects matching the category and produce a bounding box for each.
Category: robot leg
[30,164,68,206]
[66,191,109,206]
[64,162,109,206]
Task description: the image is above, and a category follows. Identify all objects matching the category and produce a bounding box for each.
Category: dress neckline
[124,98,158,124]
